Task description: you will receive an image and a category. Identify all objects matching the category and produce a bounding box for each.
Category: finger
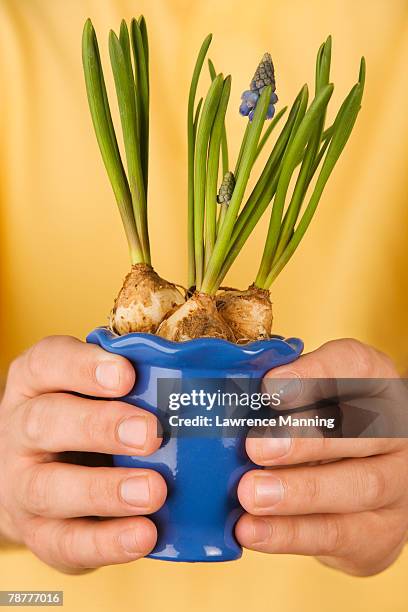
[5,336,135,402]
[17,394,161,456]
[238,454,404,515]
[263,338,399,410]
[267,338,398,380]
[246,434,405,467]
[20,464,167,518]
[26,516,157,572]
[235,510,392,562]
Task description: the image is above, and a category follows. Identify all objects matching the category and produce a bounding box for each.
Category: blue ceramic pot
[87,327,303,562]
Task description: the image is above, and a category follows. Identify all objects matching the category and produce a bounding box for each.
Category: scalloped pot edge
[86,326,304,362]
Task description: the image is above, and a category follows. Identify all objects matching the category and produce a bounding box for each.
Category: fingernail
[254,474,284,508]
[119,528,143,554]
[264,371,302,406]
[259,437,291,462]
[118,416,148,450]
[95,361,121,390]
[251,518,272,544]
[121,476,151,508]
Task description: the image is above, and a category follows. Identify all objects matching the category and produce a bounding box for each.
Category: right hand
[0,335,167,573]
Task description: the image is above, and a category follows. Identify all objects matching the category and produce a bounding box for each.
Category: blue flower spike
[239,52,278,121]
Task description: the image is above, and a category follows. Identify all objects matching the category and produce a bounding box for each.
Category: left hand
[236,338,408,576]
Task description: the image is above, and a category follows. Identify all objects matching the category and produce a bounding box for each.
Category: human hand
[0,336,166,573]
[236,339,408,576]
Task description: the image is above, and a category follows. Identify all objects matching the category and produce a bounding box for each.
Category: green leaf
[214,171,280,290]
[82,19,142,264]
[119,21,139,140]
[359,56,366,87]
[205,76,231,266]
[187,33,212,288]
[193,97,203,143]
[231,92,302,245]
[208,60,229,183]
[109,29,150,263]
[201,86,272,294]
[215,90,308,286]
[264,78,364,287]
[138,15,149,75]
[194,73,224,287]
[255,83,333,287]
[315,35,332,94]
[131,18,150,195]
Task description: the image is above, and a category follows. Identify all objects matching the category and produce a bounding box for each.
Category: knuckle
[80,404,116,447]
[7,355,25,386]
[341,338,374,377]
[90,528,107,566]
[357,462,387,509]
[319,515,343,555]
[376,350,398,377]
[56,522,83,569]
[20,397,47,446]
[78,358,99,388]
[24,465,53,516]
[319,436,334,457]
[281,518,299,549]
[22,519,46,553]
[77,347,115,389]
[88,473,120,511]
[25,338,54,380]
[26,336,76,384]
[301,475,320,506]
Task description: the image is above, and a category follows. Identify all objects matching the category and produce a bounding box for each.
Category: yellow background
[0,0,408,610]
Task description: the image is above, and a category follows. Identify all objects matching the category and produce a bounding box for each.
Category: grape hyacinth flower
[239,52,278,121]
[217,171,235,204]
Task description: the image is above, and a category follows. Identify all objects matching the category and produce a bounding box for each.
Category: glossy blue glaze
[87,327,303,562]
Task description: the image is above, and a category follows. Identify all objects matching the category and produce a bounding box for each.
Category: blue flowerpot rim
[88,326,304,359]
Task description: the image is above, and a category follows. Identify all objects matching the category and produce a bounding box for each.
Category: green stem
[214,171,280,289]
[214,95,308,288]
[217,203,228,237]
[234,121,251,177]
[194,74,224,287]
[255,106,287,161]
[187,34,212,289]
[231,90,303,246]
[208,61,230,183]
[205,77,231,266]
[221,127,229,175]
[201,86,271,294]
[82,19,143,264]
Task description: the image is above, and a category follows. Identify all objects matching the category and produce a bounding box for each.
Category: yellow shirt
[1,0,408,610]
